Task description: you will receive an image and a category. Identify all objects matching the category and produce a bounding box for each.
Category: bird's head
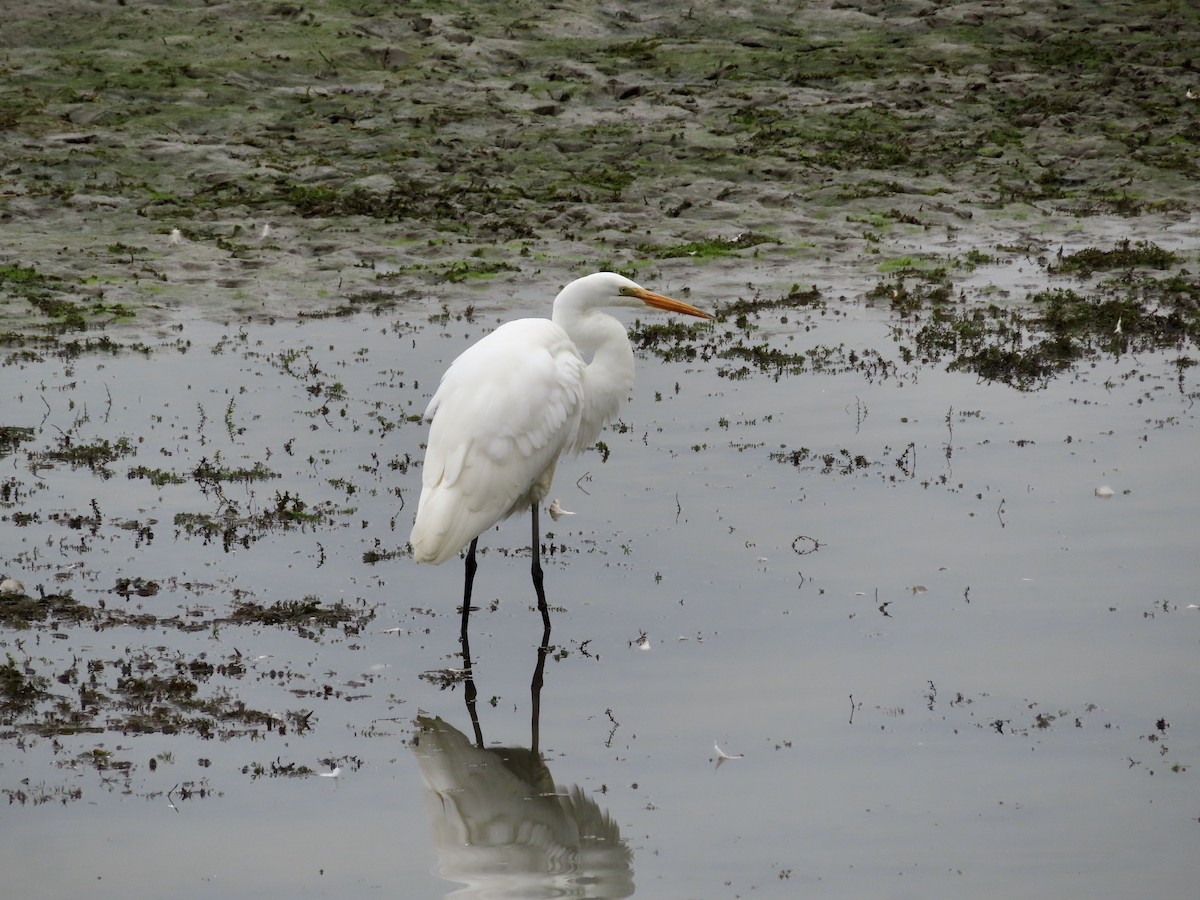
[556,272,715,321]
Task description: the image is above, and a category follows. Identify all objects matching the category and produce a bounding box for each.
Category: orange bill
[623,286,715,320]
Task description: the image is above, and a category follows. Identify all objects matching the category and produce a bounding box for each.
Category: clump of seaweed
[1049,240,1181,276]
[905,277,1199,390]
[227,596,376,640]
[0,589,94,628]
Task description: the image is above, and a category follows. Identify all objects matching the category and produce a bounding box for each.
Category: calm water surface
[1,282,1197,899]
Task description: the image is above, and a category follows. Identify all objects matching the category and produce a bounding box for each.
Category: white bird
[409,272,714,623]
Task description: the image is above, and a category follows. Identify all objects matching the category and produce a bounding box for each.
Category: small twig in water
[849,396,867,434]
[604,708,619,748]
[944,405,954,464]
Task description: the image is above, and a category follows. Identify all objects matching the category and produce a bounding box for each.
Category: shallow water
[1,273,1196,898]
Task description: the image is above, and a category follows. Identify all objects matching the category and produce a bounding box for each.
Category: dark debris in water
[906,274,1200,390]
[623,244,1198,391]
[1048,240,1182,277]
[173,491,347,552]
[860,677,1193,778]
[0,574,379,804]
[229,597,374,634]
[0,590,94,629]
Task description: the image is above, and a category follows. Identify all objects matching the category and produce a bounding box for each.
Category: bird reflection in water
[406,273,704,895]
[411,615,633,898]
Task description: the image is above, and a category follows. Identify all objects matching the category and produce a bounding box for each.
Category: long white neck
[553,299,635,451]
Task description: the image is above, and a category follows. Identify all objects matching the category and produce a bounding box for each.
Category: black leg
[460,537,483,747]
[458,588,484,749]
[531,503,550,631]
[530,503,551,755]
[460,537,478,638]
[530,631,549,756]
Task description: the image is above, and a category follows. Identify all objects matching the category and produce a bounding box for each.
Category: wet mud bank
[0,0,1196,334]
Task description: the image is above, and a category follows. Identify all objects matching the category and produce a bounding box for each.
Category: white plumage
[410,272,713,566]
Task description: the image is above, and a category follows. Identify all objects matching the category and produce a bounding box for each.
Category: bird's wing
[411,319,585,564]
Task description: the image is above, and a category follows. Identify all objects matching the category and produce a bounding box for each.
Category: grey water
[1,284,1197,899]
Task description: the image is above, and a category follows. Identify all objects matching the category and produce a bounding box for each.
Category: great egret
[409,271,714,625]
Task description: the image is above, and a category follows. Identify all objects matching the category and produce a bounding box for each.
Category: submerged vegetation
[0,574,378,801]
[627,241,1198,390]
[1049,240,1182,276]
[904,261,1199,390]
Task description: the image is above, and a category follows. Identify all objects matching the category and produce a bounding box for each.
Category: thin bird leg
[530,630,549,756]
[530,503,550,632]
[458,598,484,749]
[529,502,552,755]
[461,537,478,639]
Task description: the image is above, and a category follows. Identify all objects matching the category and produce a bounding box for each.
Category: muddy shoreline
[1,0,1197,337]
